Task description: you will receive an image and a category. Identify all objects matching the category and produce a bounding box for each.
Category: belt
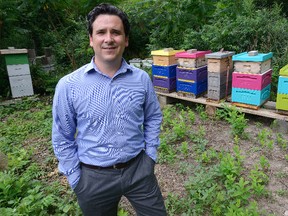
[80,151,142,170]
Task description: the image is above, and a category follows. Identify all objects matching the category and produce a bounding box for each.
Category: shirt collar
[84,57,133,76]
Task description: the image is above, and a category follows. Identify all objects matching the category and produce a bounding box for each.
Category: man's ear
[125,36,129,47]
[89,35,93,47]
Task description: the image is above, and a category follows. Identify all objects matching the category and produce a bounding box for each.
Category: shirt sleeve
[143,73,163,162]
[52,78,80,188]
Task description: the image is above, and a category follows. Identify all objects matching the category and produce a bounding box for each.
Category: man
[52,3,167,216]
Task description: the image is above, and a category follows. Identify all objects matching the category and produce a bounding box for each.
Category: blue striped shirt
[52,58,162,188]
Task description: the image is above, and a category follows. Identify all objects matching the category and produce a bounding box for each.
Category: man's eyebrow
[95,29,106,32]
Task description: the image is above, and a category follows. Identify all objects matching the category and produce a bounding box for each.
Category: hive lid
[232,51,273,62]
[175,49,212,58]
[205,51,235,59]
[129,58,142,63]
[280,64,288,76]
[0,48,28,55]
[151,48,185,56]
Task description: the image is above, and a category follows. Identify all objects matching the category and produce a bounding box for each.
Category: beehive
[232,69,272,90]
[153,76,176,91]
[232,51,273,74]
[152,64,177,78]
[176,79,207,96]
[208,81,232,100]
[0,48,34,98]
[205,51,235,73]
[176,66,207,82]
[151,48,184,66]
[175,49,211,68]
[276,94,288,111]
[208,70,233,87]
[280,64,288,76]
[231,84,271,106]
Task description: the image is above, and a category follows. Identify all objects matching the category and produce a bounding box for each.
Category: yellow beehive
[151,48,184,66]
[280,64,288,76]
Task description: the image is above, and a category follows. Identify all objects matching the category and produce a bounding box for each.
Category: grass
[0,97,287,215]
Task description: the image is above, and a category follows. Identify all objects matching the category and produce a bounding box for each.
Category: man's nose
[104,32,114,42]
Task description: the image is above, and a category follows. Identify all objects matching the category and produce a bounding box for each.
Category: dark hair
[87,3,130,36]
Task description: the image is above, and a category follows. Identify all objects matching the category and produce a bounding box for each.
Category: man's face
[89,14,129,65]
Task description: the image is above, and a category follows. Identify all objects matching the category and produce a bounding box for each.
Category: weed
[217,105,248,139]
[180,141,189,158]
[276,189,288,197]
[196,104,208,121]
[259,156,270,171]
[158,138,177,164]
[258,128,274,151]
[276,133,288,150]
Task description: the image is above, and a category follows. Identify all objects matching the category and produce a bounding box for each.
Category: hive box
[208,81,232,101]
[175,49,211,68]
[129,58,142,68]
[276,94,288,111]
[0,48,34,98]
[232,69,272,90]
[152,64,177,78]
[142,58,153,68]
[280,64,288,76]
[9,75,34,98]
[232,51,273,74]
[151,48,184,66]
[232,84,271,106]
[177,79,207,96]
[176,66,207,82]
[205,51,235,73]
[208,70,233,87]
[277,76,288,94]
[153,76,176,91]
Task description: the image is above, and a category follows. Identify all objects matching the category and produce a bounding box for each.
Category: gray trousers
[73,151,167,216]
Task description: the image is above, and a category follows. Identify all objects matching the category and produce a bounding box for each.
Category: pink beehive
[175,49,212,68]
[232,69,272,90]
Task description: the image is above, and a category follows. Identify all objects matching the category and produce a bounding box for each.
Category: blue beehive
[232,51,273,74]
[177,79,207,96]
[232,84,271,106]
[152,64,177,78]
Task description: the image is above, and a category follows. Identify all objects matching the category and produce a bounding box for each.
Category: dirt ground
[119,112,288,216]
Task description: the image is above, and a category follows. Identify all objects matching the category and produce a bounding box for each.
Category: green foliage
[257,128,274,151]
[216,105,248,139]
[0,96,82,214]
[1,0,288,99]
